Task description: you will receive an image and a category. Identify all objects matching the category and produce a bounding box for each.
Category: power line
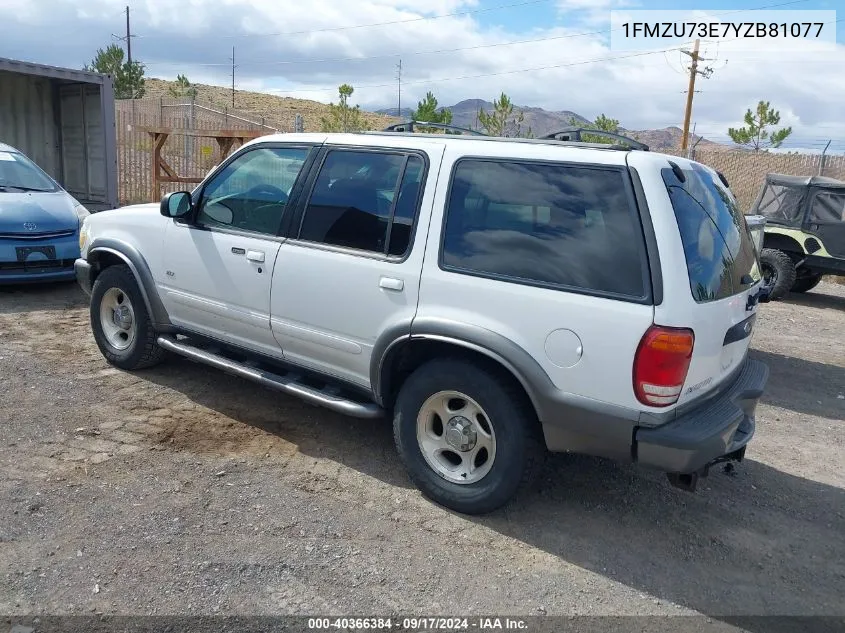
[266,47,692,95]
[257,11,839,97]
[135,0,552,40]
[140,0,814,69]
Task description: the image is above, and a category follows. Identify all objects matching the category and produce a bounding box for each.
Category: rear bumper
[635,358,768,473]
[539,357,768,476]
[75,258,94,296]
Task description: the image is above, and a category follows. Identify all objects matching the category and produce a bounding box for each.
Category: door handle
[246,250,265,263]
[379,276,404,292]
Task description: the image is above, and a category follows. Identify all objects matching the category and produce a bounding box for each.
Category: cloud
[0,0,843,146]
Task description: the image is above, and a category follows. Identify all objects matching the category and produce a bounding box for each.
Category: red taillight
[633,325,695,407]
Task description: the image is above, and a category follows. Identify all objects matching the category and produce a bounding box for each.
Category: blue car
[0,142,89,284]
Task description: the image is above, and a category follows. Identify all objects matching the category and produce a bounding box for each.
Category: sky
[0,0,843,150]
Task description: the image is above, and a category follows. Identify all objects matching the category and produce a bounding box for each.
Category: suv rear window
[662,163,761,303]
[441,159,649,300]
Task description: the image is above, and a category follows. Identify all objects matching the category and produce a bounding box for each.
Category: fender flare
[370,317,555,419]
[87,239,172,328]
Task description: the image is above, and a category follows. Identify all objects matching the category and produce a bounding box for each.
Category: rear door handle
[246,250,265,263]
[379,276,404,291]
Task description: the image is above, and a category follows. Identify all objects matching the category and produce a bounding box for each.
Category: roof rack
[540,127,649,151]
[381,121,487,136]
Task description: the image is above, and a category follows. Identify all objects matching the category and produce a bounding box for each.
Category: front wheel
[759,248,797,301]
[393,358,544,515]
[90,264,166,370]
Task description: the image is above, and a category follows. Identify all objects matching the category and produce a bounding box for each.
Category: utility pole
[230,46,236,108]
[680,39,715,151]
[396,59,402,117]
[680,39,699,152]
[112,6,135,64]
[125,6,132,64]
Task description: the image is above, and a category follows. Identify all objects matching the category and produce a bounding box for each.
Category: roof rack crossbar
[382,120,487,136]
[540,127,649,151]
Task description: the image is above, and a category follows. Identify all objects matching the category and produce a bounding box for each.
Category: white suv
[75,126,770,514]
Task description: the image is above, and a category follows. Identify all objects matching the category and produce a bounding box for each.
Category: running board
[156,335,384,419]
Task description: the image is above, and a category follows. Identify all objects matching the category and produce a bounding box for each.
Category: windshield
[0,150,58,192]
[662,163,761,303]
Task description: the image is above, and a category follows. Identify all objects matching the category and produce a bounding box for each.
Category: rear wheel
[790,270,823,294]
[393,358,544,515]
[90,265,166,370]
[760,248,797,301]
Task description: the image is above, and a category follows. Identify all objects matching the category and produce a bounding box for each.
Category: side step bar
[156,335,384,419]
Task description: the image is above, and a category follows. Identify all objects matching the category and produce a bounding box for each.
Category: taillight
[633,325,695,407]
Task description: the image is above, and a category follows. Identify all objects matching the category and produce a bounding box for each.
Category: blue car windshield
[0,150,58,192]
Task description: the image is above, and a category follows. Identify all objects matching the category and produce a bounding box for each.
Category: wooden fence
[115,98,281,205]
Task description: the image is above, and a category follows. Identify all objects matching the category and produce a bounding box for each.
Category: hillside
[379,98,721,150]
[145,77,719,150]
[143,78,399,133]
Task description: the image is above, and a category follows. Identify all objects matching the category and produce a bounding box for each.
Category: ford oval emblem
[23,222,37,231]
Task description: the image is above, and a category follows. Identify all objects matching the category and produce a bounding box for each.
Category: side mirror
[161,191,193,219]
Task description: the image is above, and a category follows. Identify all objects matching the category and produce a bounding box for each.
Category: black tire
[760,248,797,301]
[790,272,823,294]
[393,358,545,515]
[90,264,166,370]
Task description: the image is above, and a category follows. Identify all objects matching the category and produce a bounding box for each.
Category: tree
[410,91,453,132]
[85,44,146,99]
[568,114,630,144]
[728,100,792,151]
[320,84,366,133]
[477,92,530,137]
[168,74,198,100]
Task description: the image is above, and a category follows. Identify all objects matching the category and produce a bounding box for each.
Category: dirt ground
[1,280,843,626]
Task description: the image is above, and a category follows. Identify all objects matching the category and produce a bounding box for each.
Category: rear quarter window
[441,158,650,300]
[662,163,761,303]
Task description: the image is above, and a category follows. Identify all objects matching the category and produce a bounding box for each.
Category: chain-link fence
[683,148,845,212]
[115,98,287,205]
[115,99,845,214]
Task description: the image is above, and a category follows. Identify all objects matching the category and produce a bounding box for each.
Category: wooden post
[151,131,168,202]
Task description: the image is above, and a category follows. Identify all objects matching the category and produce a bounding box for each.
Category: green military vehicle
[751,173,845,299]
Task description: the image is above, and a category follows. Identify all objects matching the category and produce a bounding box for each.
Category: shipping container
[0,56,118,211]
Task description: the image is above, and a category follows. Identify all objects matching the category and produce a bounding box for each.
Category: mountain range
[377,98,720,151]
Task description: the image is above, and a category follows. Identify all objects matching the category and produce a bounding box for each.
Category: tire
[760,248,797,301]
[393,358,545,515]
[90,264,166,370]
[790,272,823,294]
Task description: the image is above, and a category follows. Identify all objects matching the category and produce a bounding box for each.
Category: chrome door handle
[379,276,404,291]
[246,250,265,263]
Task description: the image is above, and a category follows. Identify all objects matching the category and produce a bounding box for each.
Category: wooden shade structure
[137,126,265,201]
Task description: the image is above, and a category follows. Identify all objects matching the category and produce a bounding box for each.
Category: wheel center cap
[113,306,132,329]
[445,416,477,452]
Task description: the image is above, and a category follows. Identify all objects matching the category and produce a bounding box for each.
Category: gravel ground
[0,281,843,626]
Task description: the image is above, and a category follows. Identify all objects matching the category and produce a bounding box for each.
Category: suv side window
[198,146,310,236]
[441,159,648,299]
[298,150,424,256]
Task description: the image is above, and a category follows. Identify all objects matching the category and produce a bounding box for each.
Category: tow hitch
[666,446,747,492]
